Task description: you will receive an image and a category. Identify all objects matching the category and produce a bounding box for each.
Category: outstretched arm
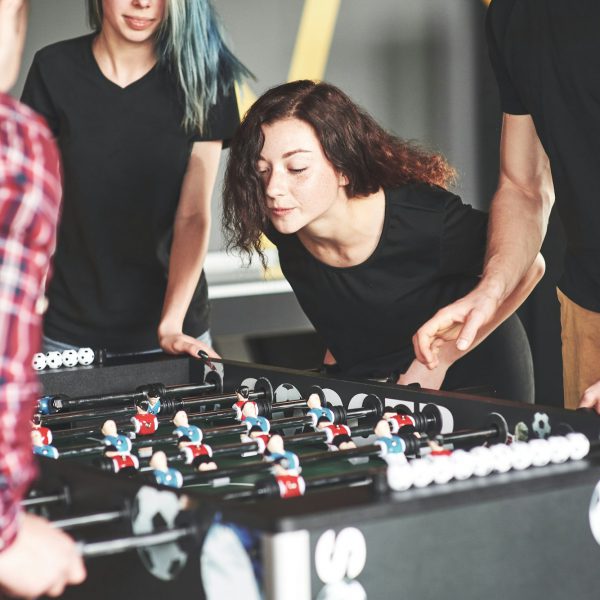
[413,113,554,369]
[158,141,223,358]
[402,252,545,387]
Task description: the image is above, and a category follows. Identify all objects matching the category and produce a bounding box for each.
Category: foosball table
[29,353,600,600]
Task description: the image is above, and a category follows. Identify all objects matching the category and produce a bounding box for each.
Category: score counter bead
[469,446,494,477]
[387,461,414,491]
[489,444,512,473]
[449,449,475,481]
[410,458,435,488]
[566,432,590,461]
[428,454,454,485]
[528,439,552,467]
[546,436,571,464]
[509,442,532,470]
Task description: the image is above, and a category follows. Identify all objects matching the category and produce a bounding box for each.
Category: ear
[338,172,349,186]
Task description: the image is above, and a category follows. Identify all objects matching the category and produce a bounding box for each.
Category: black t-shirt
[21,34,239,352]
[487,0,600,312]
[266,184,487,379]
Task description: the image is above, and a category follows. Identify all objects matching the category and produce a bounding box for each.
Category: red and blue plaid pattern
[0,92,60,550]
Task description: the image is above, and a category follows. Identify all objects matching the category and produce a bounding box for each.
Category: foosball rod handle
[78,526,196,558]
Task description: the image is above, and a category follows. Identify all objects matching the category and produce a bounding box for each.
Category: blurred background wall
[11,0,564,405]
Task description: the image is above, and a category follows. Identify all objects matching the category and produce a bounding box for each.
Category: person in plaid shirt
[0,0,85,596]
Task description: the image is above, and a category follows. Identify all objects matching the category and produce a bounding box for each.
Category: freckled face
[101,0,165,44]
[257,118,348,235]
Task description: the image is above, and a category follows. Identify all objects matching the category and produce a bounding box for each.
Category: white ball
[45,351,63,369]
[489,443,513,473]
[428,455,454,485]
[410,458,434,488]
[547,436,570,464]
[469,446,494,477]
[509,442,532,470]
[566,433,590,461]
[528,439,551,467]
[450,449,475,480]
[77,347,95,366]
[387,461,414,491]
[61,349,78,367]
[32,353,47,371]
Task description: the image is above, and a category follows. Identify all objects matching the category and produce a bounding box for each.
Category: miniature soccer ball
[77,347,95,366]
[32,353,47,371]
[61,349,78,367]
[45,351,63,369]
[532,412,551,439]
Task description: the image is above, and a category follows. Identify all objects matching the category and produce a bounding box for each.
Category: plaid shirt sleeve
[0,92,61,551]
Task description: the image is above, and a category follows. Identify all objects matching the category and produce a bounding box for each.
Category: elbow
[530,253,546,284]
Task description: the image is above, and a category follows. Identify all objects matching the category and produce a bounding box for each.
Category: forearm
[481,183,550,304]
[159,215,210,335]
[481,113,554,304]
[159,140,222,337]
[0,382,38,551]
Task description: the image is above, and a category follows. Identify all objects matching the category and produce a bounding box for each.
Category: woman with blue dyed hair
[21,0,250,357]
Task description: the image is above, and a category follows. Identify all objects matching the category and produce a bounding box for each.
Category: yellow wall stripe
[235,81,257,120]
[287,0,342,82]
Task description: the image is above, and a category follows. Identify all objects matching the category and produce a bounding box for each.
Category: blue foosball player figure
[172,411,203,444]
[150,451,183,489]
[31,430,59,459]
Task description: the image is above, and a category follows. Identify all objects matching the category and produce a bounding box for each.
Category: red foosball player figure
[101,420,139,474]
[274,469,306,499]
[178,436,217,471]
[267,436,305,499]
[130,399,159,436]
[240,424,271,454]
[31,414,52,446]
[315,416,356,450]
[233,386,250,420]
[427,438,452,457]
[382,406,416,434]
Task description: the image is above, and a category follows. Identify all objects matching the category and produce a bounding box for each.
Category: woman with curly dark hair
[223,80,542,401]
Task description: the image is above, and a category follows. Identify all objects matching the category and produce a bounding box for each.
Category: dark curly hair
[223,80,456,265]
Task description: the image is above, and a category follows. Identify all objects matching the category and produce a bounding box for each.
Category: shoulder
[32,34,93,68]
[386,183,461,214]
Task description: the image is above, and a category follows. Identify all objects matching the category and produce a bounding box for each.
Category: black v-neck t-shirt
[21,34,239,352]
[266,184,534,401]
[487,0,600,312]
